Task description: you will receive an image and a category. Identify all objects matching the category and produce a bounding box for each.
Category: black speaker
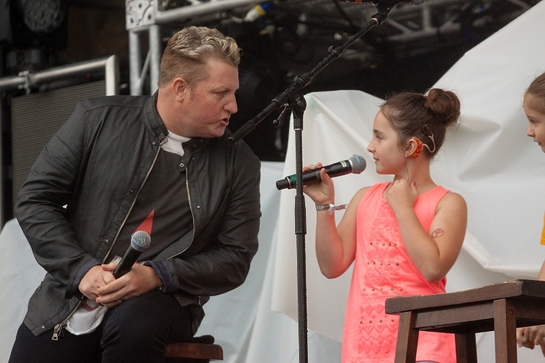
[9,81,106,218]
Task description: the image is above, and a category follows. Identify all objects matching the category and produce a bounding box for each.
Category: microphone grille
[349,154,366,174]
[131,230,151,251]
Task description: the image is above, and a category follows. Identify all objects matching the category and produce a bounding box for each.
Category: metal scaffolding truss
[125,0,538,95]
[126,0,257,95]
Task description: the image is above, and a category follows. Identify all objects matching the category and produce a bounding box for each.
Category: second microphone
[276,154,366,190]
[113,230,151,279]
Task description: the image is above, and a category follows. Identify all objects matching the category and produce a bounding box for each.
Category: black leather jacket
[15,94,261,336]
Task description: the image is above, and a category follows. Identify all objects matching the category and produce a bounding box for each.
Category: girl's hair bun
[425,88,461,127]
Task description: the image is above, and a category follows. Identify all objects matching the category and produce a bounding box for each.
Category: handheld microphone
[113,230,151,279]
[276,154,366,190]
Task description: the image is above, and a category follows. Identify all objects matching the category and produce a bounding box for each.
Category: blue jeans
[9,290,197,363]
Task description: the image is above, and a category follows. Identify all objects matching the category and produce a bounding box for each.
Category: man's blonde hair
[159,26,241,88]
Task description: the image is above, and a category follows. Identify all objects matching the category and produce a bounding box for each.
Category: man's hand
[77,264,116,302]
[95,262,162,307]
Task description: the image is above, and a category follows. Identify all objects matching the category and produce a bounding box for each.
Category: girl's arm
[516,256,545,351]
[315,187,368,278]
[303,166,367,278]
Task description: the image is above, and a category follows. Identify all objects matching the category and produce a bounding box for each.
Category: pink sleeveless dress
[342,182,456,363]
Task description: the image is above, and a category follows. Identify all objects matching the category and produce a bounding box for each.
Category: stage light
[18,0,67,34]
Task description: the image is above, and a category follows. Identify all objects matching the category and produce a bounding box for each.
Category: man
[9,26,261,363]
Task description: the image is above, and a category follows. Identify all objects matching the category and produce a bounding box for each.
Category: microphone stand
[229,4,394,363]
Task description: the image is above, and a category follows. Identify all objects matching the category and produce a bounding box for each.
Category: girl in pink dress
[303,88,467,363]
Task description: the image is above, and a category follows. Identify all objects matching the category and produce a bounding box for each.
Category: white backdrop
[2,1,545,362]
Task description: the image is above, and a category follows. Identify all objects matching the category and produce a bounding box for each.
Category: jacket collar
[144,91,169,143]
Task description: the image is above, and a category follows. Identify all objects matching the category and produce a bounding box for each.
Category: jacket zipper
[102,145,161,263]
[166,155,195,261]
[51,299,82,340]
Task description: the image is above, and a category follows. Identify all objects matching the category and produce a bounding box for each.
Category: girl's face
[367,110,407,175]
[524,94,545,153]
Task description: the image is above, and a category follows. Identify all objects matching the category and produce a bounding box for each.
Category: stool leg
[494,298,517,363]
[394,311,419,363]
[455,333,477,363]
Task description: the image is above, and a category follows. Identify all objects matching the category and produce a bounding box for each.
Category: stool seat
[164,335,223,362]
[385,279,545,363]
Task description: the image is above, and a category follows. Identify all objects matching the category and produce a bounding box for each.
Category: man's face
[175,58,239,138]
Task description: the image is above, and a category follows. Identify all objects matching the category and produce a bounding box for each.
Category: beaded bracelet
[315,203,348,215]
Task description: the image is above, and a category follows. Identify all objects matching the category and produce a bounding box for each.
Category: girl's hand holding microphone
[302,163,335,205]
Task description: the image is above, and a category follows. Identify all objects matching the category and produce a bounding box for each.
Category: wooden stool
[164,335,223,363]
[385,279,545,363]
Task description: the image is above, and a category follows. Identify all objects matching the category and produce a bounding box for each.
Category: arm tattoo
[431,228,444,238]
